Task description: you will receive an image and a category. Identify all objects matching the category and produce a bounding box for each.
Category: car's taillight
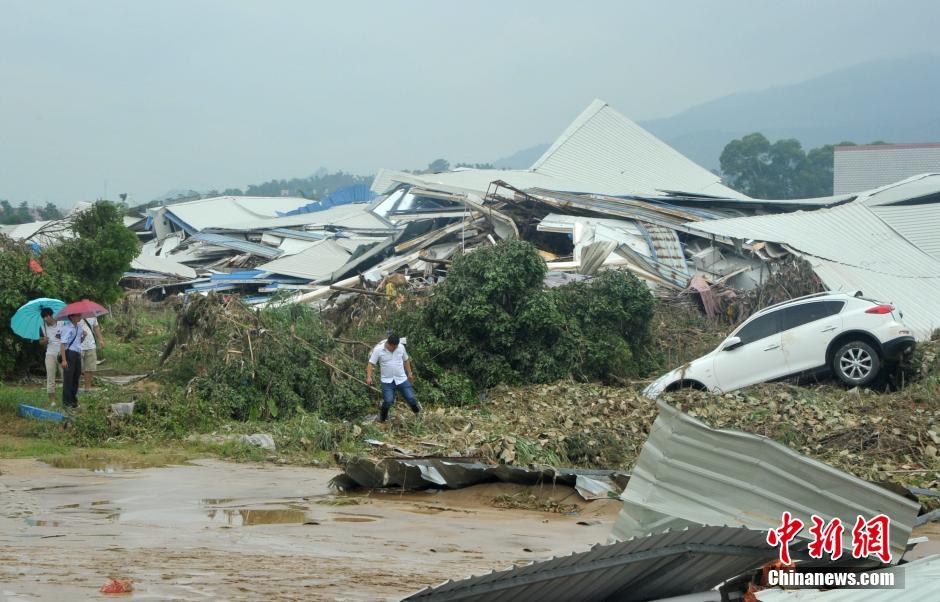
[865,304,894,314]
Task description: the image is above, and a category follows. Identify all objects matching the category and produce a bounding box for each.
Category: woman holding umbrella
[10,297,66,404]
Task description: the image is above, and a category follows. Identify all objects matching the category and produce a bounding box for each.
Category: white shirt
[80,317,98,350]
[368,341,410,384]
[41,322,62,356]
[59,322,85,354]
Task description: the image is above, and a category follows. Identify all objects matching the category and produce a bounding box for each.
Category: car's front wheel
[832,341,881,386]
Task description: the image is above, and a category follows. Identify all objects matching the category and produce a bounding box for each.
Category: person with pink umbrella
[57,313,86,408]
[55,300,109,408]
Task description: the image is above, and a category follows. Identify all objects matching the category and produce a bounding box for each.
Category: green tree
[427,158,450,173]
[720,133,860,198]
[38,202,63,220]
[0,236,60,375]
[43,201,139,304]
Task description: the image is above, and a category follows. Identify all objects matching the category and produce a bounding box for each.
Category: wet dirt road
[0,458,619,601]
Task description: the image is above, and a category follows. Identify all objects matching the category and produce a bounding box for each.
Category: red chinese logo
[766,511,804,565]
[807,515,844,560]
[767,513,892,564]
[852,514,892,563]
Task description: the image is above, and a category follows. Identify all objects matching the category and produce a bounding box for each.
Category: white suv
[644,292,915,398]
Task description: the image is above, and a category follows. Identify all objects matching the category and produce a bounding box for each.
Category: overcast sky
[2,1,940,207]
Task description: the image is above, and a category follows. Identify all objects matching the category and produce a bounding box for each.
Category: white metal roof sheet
[870,203,940,260]
[612,401,919,564]
[530,99,746,199]
[130,255,198,279]
[687,203,940,339]
[163,196,310,231]
[255,239,351,282]
[373,100,746,199]
[371,167,597,197]
[689,203,939,277]
[855,173,940,206]
[220,202,393,231]
[834,138,940,194]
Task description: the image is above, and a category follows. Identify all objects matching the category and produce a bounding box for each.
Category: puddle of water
[25,518,61,527]
[205,509,309,526]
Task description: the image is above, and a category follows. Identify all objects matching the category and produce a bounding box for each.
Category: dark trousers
[380,380,420,421]
[62,350,82,408]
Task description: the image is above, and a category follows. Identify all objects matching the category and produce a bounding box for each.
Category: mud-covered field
[0,459,619,601]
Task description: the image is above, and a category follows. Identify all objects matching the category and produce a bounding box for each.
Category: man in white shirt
[38,307,62,404]
[80,316,104,392]
[366,333,421,422]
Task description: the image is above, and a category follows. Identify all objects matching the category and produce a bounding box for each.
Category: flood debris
[612,400,919,564]
[404,402,932,601]
[99,577,134,594]
[106,102,925,343]
[18,404,67,423]
[404,526,780,602]
[331,457,628,502]
[238,433,276,451]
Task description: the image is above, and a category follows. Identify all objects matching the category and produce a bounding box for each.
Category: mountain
[641,54,940,170]
[492,143,550,169]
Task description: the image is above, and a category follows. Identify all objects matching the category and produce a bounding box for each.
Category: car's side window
[780,301,845,331]
[735,311,782,345]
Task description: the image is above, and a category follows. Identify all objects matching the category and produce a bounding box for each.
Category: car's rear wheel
[832,341,880,386]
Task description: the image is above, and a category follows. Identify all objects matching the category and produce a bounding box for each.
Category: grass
[95,301,176,375]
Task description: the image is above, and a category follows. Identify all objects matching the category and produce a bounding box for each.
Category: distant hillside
[492,143,550,169]
[642,54,940,170]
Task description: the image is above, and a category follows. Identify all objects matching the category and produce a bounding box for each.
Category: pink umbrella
[56,299,109,320]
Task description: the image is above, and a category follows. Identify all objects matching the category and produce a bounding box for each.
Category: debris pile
[158,295,375,420]
[668,382,940,492]
[402,400,934,602]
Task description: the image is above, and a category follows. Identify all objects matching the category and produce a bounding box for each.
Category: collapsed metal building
[126,99,940,339]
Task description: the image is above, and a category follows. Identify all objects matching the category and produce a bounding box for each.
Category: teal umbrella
[10,298,66,341]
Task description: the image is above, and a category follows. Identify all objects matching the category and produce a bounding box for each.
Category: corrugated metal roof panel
[255,239,351,282]
[371,168,597,198]
[530,99,745,199]
[870,203,940,260]
[163,196,309,231]
[130,255,198,279]
[220,202,394,231]
[404,526,775,602]
[612,402,919,564]
[189,232,282,259]
[755,554,940,601]
[833,137,940,193]
[687,203,940,339]
[856,173,940,206]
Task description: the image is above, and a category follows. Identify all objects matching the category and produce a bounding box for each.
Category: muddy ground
[0,459,619,601]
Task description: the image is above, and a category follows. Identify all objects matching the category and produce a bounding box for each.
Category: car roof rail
[756,291,837,314]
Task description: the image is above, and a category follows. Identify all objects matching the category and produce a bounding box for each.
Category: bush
[0,236,61,376]
[552,269,658,381]
[160,296,374,422]
[392,240,658,391]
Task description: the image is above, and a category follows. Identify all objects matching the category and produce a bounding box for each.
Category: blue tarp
[277,184,376,216]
